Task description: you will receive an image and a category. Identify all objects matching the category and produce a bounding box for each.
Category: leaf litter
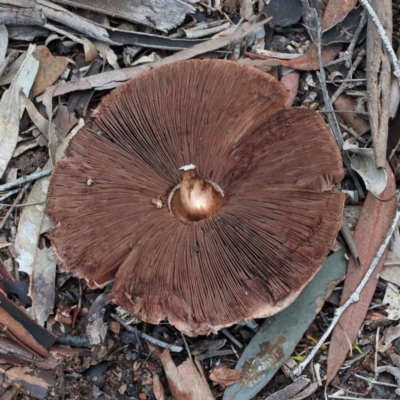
[0,0,400,399]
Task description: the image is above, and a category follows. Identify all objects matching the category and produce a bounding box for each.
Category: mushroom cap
[47,60,345,336]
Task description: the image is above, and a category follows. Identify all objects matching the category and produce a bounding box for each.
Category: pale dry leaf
[343,140,387,196]
[377,323,400,352]
[383,283,400,320]
[0,25,8,64]
[94,41,119,69]
[82,38,99,63]
[390,225,400,257]
[132,52,162,66]
[21,92,49,139]
[13,141,39,158]
[15,129,82,325]
[0,44,39,179]
[0,51,27,86]
[209,363,242,387]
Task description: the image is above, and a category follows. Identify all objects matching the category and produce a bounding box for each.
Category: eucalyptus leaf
[223,249,347,400]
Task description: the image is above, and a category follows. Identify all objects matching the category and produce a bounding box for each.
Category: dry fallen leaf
[343,140,387,196]
[0,25,8,63]
[209,364,242,387]
[152,372,165,400]
[150,345,213,400]
[15,123,83,325]
[32,45,70,97]
[0,44,38,179]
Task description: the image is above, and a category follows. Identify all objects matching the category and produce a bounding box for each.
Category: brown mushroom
[47,60,345,336]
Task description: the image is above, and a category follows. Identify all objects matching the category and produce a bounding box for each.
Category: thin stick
[311,9,364,199]
[330,48,366,105]
[0,52,19,78]
[110,313,183,353]
[353,373,398,388]
[293,201,400,376]
[329,396,392,400]
[345,9,368,69]
[0,170,52,192]
[0,184,29,231]
[359,0,400,86]
[0,189,21,203]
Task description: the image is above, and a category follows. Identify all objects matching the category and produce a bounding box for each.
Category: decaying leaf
[152,372,165,400]
[383,283,400,320]
[321,0,358,31]
[0,44,39,179]
[326,165,397,384]
[223,250,347,400]
[377,323,400,352]
[32,45,70,97]
[343,140,387,196]
[209,364,242,387]
[15,127,82,326]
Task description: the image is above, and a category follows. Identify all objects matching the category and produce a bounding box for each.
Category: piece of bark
[0,337,59,370]
[0,290,56,353]
[0,4,43,25]
[326,164,397,384]
[366,0,392,168]
[7,24,49,41]
[150,345,213,400]
[52,0,195,33]
[39,18,272,99]
[4,366,56,400]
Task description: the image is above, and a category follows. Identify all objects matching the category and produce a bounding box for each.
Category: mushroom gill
[47,59,345,336]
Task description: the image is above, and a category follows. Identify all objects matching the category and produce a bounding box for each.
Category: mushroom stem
[169,165,224,223]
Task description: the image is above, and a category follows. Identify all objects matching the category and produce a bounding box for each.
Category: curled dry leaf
[150,345,213,400]
[343,140,387,196]
[152,372,165,400]
[210,364,242,387]
[0,44,38,179]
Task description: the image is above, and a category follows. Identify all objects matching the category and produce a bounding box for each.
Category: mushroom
[47,60,345,336]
